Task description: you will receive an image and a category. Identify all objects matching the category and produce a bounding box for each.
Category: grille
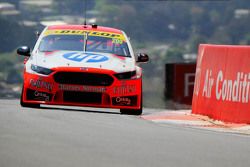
[63,91,102,104]
[53,72,114,86]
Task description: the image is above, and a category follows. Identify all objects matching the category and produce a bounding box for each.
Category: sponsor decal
[59,84,107,93]
[29,78,53,91]
[113,85,136,95]
[184,73,196,97]
[112,96,137,106]
[26,89,52,101]
[115,97,131,105]
[34,91,50,101]
[82,86,106,92]
[44,30,125,40]
[63,52,109,63]
[59,84,81,91]
[112,38,123,44]
[201,69,250,103]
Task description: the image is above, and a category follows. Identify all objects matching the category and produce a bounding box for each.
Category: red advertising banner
[192,44,250,123]
[165,63,196,105]
[174,64,196,104]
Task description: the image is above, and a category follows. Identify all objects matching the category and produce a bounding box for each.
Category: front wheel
[20,87,40,108]
[120,108,142,115]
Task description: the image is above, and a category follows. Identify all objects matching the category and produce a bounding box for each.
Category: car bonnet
[31,51,136,73]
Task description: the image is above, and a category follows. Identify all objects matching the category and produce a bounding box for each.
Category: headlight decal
[114,70,136,80]
[31,64,54,75]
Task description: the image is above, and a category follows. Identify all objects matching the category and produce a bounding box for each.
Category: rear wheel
[20,87,40,108]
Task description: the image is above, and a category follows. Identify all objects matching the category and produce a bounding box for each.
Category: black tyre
[20,87,40,108]
[120,107,142,115]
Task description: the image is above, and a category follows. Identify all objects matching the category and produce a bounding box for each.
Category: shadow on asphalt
[38,106,121,115]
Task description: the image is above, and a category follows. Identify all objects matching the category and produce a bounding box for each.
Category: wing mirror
[136,53,149,63]
[17,46,31,57]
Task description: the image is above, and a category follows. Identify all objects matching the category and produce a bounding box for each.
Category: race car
[17,24,149,115]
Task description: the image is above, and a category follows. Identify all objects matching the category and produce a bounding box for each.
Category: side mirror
[136,53,149,63]
[17,46,31,57]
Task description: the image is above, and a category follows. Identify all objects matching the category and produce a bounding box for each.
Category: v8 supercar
[17,24,148,115]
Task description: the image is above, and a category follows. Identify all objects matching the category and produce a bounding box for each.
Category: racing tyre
[20,87,40,108]
[120,108,142,115]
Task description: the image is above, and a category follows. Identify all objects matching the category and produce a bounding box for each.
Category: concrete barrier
[192,44,250,123]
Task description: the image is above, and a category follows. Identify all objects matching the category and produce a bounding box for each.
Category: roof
[47,25,123,34]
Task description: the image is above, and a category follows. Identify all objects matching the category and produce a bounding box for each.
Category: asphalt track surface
[0,100,250,167]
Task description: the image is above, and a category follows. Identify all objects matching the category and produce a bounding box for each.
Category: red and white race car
[17,24,148,115]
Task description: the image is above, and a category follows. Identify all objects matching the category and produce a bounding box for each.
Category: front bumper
[22,67,142,109]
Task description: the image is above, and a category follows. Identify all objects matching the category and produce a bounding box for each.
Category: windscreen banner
[192,44,250,123]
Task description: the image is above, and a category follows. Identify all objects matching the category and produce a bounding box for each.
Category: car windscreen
[38,34,131,57]
[86,35,131,57]
[39,35,84,52]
